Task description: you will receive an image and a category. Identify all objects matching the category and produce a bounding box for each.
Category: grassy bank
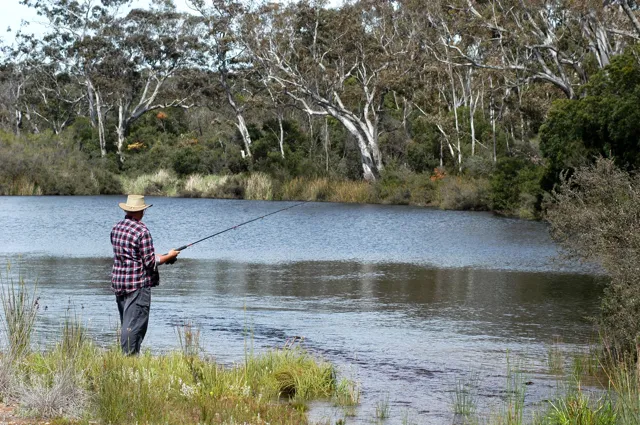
[0,273,356,425]
[118,169,504,216]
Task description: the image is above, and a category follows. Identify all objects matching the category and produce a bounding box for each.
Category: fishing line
[164,201,308,262]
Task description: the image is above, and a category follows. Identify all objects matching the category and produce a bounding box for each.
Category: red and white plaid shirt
[110,216,158,295]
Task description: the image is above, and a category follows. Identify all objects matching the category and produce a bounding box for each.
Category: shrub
[490,157,544,218]
[436,177,490,211]
[545,158,640,355]
[540,48,640,189]
[375,166,413,205]
[17,367,87,419]
[172,146,202,177]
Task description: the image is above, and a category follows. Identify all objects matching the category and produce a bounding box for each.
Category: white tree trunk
[116,101,127,163]
[278,114,285,159]
[448,63,463,172]
[95,90,107,158]
[324,117,330,172]
[331,112,376,181]
[234,113,252,158]
[490,78,497,163]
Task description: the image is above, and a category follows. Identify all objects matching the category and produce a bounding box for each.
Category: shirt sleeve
[139,229,157,271]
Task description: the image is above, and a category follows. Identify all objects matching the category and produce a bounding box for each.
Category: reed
[334,377,361,407]
[181,174,230,198]
[120,169,180,196]
[280,177,332,201]
[451,372,479,418]
[245,172,274,201]
[329,180,374,204]
[0,267,38,361]
[175,321,201,358]
[602,355,640,423]
[544,390,616,425]
[547,340,565,375]
[5,177,43,196]
[503,356,527,425]
[375,394,390,420]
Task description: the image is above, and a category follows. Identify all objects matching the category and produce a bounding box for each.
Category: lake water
[0,196,603,424]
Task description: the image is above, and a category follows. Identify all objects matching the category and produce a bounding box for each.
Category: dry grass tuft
[328,181,374,204]
[121,169,179,196]
[17,367,87,419]
[245,173,274,201]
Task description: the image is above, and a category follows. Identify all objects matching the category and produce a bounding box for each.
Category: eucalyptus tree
[0,63,31,135]
[22,65,84,135]
[102,5,203,162]
[244,1,409,181]
[188,0,258,158]
[436,0,640,100]
[14,0,132,154]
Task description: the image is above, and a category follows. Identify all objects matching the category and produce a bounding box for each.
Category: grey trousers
[116,287,151,355]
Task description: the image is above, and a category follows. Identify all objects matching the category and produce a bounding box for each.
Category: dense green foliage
[541,49,640,189]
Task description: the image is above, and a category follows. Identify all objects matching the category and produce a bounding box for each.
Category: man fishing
[110,195,180,355]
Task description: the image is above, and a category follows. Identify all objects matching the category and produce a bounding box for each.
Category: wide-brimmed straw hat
[119,195,153,212]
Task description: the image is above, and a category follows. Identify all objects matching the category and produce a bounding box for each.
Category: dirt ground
[0,404,48,425]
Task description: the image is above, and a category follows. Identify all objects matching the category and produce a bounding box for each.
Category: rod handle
[162,246,186,266]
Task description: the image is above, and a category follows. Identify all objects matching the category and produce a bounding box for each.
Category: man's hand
[159,249,180,265]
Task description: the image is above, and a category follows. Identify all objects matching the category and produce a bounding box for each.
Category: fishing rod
[165,201,308,263]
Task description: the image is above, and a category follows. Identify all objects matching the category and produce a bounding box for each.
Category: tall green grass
[452,372,479,418]
[0,266,38,361]
[0,264,349,423]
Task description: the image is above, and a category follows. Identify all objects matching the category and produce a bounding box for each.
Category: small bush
[545,158,640,355]
[490,157,544,217]
[17,367,87,420]
[375,167,413,205]
[436,177,490,211]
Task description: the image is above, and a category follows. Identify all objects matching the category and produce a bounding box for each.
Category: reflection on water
[0,196,604,424]
[4,257,603,425]
[0,196,598,272]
